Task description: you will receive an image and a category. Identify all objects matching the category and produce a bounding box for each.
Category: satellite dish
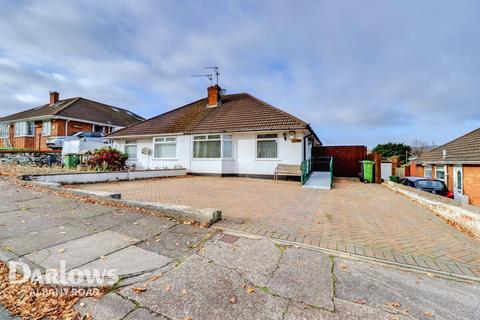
[141,147,151,155]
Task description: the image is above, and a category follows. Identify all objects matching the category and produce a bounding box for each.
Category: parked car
[46,131,106,149]
[398,177,454,198]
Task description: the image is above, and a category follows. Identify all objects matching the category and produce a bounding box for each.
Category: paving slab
[334,258,480,320]
[285,299,414,320]
[77,293,135,320]
[111,215,177,241]
[123,308,169,320]
[0,210,65,239]
[24,230,139,271]
[138,225,210,259]
[201,237,282,286]
[268,247,334,310]
[0,224,92,255]
[67,210,143,232]
[80,246,172,277]
[121,255,289,320]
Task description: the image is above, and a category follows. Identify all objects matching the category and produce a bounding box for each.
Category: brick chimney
[207,85,222,107]
[49,91,59,105]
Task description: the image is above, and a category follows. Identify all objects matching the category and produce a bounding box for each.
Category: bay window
[222,135,233,158]
[125,140,138,160]
[257,133,278,159]
[14,121,35,137]
[193,135,221,158]
[42,121,51,136]
[154,137,177,159]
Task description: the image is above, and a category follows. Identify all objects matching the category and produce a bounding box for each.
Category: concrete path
[71,176,480,280]
[302,171,331,189]
[1,178,480,319]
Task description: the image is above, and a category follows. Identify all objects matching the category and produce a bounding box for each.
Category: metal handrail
[301,159,312,185]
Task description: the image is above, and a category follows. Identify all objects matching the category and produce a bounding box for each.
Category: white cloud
[0,0,479,146]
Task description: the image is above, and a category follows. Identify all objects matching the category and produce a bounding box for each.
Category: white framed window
[435,165,446,181]
[193,134,221,159]
[256,133,278,159]
[424,165,432,178]
[14,121,35,137]
[125,140,138,160]
[222,134,233,158]
[0,123,8,138]
[42,121,51,136]
[153,137,177,159]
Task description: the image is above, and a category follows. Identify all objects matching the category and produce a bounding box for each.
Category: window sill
[152,158,178,161]
[14,135,35,138]
[256,158,280,161]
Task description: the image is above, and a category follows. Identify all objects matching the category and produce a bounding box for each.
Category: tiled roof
[0,97,144,127]
[109,93,310,137]
[417,128,480,163]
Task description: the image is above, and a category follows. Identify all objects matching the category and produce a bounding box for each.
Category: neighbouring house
[0,92,144,150]
[411,128,480,206]
[109,85,321,177]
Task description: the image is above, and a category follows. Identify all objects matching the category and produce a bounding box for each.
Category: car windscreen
[415,180,445,190]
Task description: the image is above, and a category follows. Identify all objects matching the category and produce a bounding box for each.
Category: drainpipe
[65,119,71,136]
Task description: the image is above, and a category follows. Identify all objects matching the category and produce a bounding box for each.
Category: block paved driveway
[73,176,480,279]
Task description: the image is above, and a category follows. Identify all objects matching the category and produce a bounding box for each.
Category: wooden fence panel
[313,145,367,177]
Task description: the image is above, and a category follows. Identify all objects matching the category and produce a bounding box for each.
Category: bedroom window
[424,165,432,178]
[42,121,51,136]
[14,121,35,137]
[193,134,222,158]
[153,137,177,159]
[125,140,138,160]
[257,133,278,159]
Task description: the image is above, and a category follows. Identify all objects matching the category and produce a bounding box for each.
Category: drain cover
[219,234,239,244]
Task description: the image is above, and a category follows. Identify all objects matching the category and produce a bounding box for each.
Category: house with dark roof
[411,128,480,206]
[0,91,144,150]
[109,85,321,177]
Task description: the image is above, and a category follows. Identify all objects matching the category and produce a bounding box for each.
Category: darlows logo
[8,260,118,286]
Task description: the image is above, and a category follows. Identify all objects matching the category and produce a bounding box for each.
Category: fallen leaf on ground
[229,296,237,304]
[183,317,193,320]
[79,302,86,307]
[353,299,366,305]
[58,248,66,253]
[339,263,348,270]
[385,302,401,308]
[423,311,434,317]
[132,287,147,293]
[164,284,172,292]
[246,287,255,294]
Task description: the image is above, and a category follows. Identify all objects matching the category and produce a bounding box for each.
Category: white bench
[274,164,301,180]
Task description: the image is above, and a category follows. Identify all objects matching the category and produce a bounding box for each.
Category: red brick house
[0,92,144,150]
[411,128,480,206]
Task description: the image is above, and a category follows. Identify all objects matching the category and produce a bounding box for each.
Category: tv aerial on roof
[191,66,220,86]
[191,73,213,85]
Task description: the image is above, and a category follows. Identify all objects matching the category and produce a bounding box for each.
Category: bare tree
[410,139,433,156]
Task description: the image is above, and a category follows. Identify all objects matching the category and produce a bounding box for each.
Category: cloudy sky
[0,0,479,147]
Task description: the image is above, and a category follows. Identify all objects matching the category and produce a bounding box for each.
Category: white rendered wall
[114,130,307,175]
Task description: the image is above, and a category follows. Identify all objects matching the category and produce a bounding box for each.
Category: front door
[453,165,463,199]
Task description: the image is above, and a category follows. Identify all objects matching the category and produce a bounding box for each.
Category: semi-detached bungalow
[0,92,144,150]
[411,128,480,206]
[109,85,321,177]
